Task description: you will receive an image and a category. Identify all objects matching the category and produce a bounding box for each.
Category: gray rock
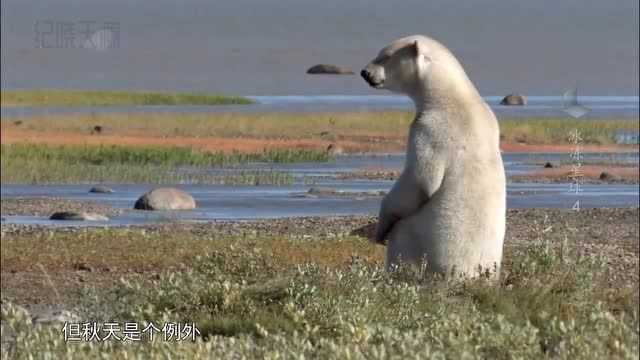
[134,187,196,210]
[49,211,109,221]
[89,186,114,194]
[307,187,342,196]
[500,94,527,106]
[32,309,80,325]
[306,64,354,75]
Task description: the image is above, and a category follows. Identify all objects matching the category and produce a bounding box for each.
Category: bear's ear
[412,40,427,57]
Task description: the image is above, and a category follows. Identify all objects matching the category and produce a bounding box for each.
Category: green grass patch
[0,89,253,107]
[1,228,637,359]
[499,118,639,145]
[0,144,329,184]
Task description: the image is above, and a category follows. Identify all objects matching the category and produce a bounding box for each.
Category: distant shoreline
[0,89,253,107]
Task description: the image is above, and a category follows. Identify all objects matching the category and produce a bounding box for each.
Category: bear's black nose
[360,69,369,80]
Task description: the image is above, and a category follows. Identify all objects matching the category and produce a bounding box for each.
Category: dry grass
[2,112,637,154]
[2,111,411,140]
[0,229,384,274]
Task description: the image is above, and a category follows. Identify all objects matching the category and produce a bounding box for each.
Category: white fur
[362,35,506,278]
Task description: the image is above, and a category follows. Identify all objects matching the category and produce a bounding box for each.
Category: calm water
[1,95,638,118]
[1,0,638,96]
[2,153,638,226]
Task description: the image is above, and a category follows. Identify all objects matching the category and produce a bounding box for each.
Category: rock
[327,143,344,156]
[307,187,341,197]
[134,188,196,210]
[544,162,554,168]
[32,309,80,325]
[49,211,109,221]
[500,94,527,106]
[306,64,354,75]
[89,186,114,194]
[599,171,620,182]
[91,125,103,134]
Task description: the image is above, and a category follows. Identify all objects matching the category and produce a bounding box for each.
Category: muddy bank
[334,167,639,184]
[511,165,639,184]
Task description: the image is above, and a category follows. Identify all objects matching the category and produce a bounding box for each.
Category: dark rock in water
[89,186,114,194]
[500,94,527,106]
[599,171,620,181]
[307,64,354,75]
[134,187,196,210]
[49,211,109,221]
[544,162,554,168]
[307,187,341,196]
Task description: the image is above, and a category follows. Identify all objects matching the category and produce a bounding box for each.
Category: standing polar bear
[361,35,506,278]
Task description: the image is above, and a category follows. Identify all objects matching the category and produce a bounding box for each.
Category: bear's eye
[373,54,391,65]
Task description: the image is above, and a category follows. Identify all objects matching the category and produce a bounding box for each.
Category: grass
[0,144,328,184]
[499,118,640,145]
[3,111,411,140]
[1,215,638,359]
[0,89,253,107]
[3,111,638,146]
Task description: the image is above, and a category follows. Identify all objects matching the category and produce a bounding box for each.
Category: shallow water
[2,1,638,96]
[1,182,638,227]
[2,153,638,226]
[2,96,639,119]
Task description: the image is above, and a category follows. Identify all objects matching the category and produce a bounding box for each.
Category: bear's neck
[411,64,483,116]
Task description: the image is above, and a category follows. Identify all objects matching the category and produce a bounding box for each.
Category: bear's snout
[361,68,383,88]
[360,69,372,82]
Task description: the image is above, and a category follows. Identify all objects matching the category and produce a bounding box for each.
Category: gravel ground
[1,197,121,217]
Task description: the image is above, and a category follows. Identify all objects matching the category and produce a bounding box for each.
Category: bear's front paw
[373,225,388,245]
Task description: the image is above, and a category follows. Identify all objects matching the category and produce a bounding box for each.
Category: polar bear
[361,35,506,278]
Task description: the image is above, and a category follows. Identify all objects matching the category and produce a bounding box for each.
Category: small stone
[500,94,527,106]
[327,143,344,156]
[50,211,109,221]
[544,162,554,168]
[306,64,354,75]
[32,309,80,325]
[89,186,114,194]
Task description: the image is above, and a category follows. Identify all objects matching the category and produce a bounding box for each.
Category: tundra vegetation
[1,209,638,359]
[0,144,329,184]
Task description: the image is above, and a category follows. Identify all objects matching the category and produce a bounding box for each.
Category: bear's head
[361,35,474,105]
